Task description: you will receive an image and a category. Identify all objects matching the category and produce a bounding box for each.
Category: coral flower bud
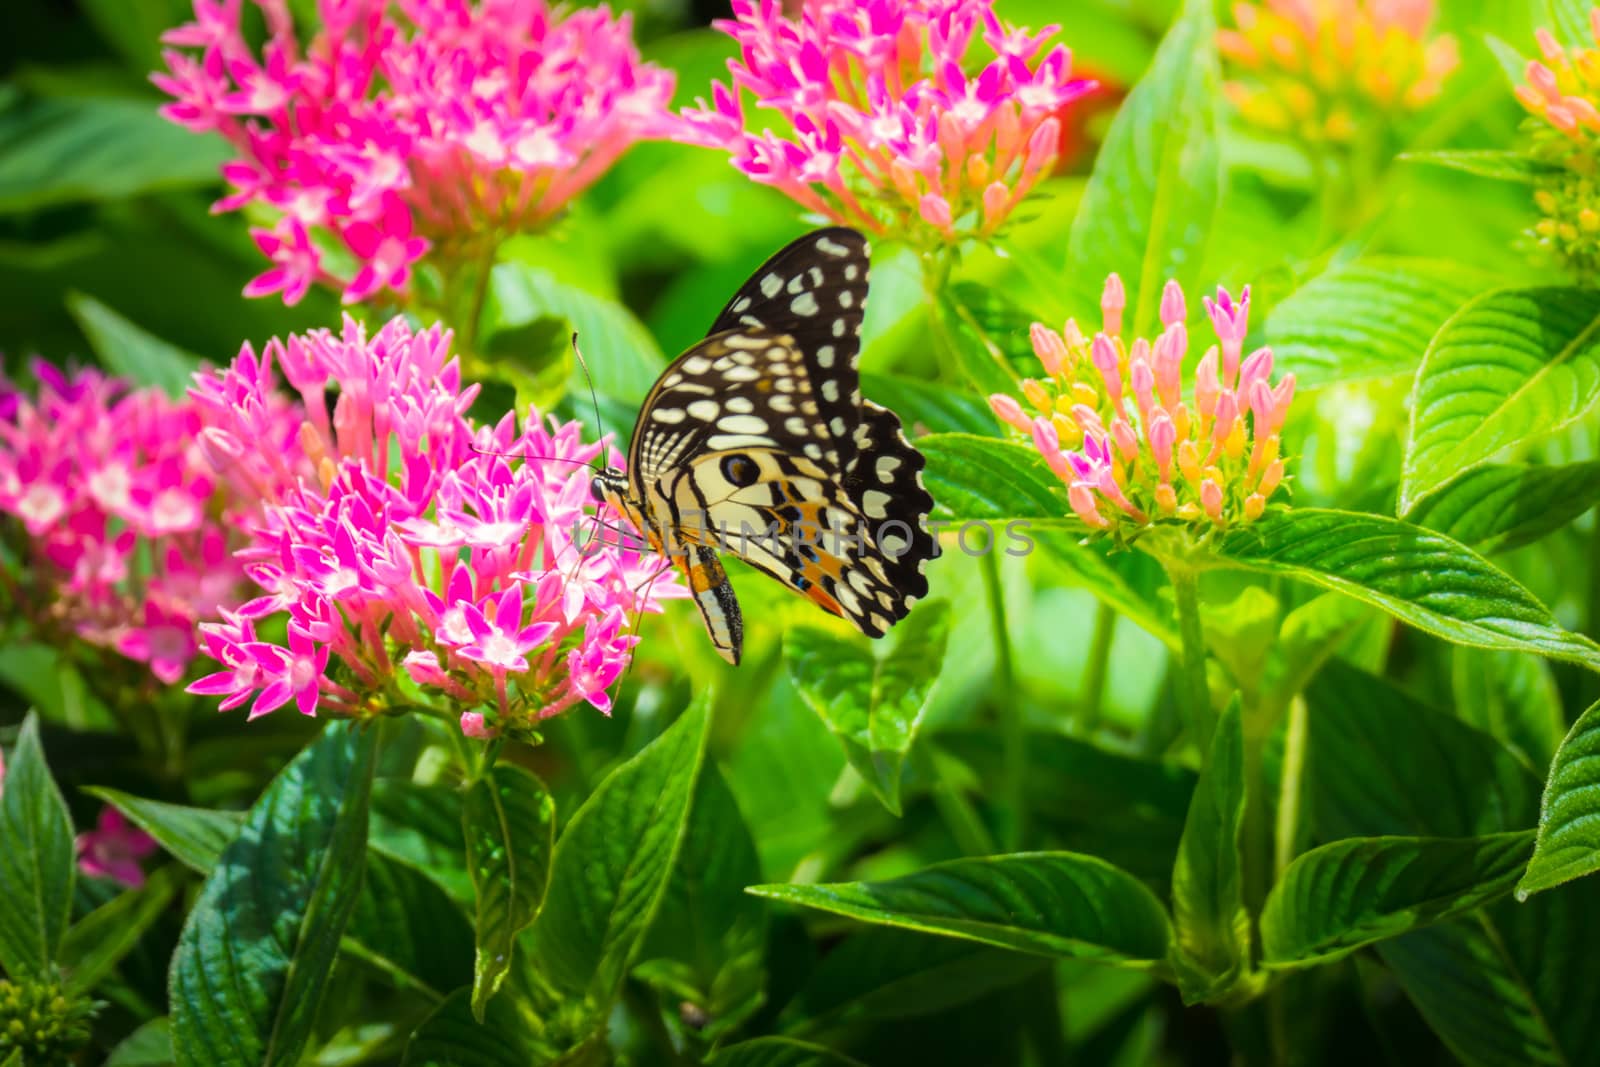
[1091,334,1123,402]
[1201,479,1225,523]
[1244,493,1266,521]
[1030,323,1069,377]
[1101,274,1126,336]
[1160,279,1187,327]
[1069,483,1110,528]
[989,393,1033,433]
[1258,458,1286,497]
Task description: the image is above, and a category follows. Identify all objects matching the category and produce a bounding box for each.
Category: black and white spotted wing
[594,227,939,664]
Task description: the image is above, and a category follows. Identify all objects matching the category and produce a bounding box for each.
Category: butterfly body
[592,228,939,665]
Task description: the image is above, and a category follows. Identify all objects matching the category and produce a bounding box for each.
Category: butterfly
[590,227,940,665]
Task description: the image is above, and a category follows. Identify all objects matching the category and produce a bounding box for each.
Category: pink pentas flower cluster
[186,316,680,735]
[0,364,264,684]
[77,807,158,889]
[680,0,1094,247]
[990,276,1296,532]
[153,0,677,306]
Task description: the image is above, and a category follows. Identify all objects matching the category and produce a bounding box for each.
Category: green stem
[1273,695,1310,882]
[918,748,998,857]
[1163,559,1216,754]
[1079,601,1116,735]
[981,551,1025,851]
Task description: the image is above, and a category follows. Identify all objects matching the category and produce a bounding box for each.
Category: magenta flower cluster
[0,364,262,684]
[186,317,680,731]
[154,0,678,306]
[681,0,1093,245]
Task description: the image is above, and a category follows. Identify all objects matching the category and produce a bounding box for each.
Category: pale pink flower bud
[1537,28,1562,62]
[460,711,493,738]
[1258,458,1285,498]
[1155,484,1178,514]
[1149,415,1177,479]
[1101,274,1126,336]
[1549,103,1580,133]
[198,427,245,469]
[1239,347,1274,395]
[1071,403,1105,436]
[1212,391,1239,449]
[1063,318,1085,349]
[1529,60,1561,102]
[1592,6,1600,42]
[989,393,1033,433]
[919,193,954,231]
[1160,280,1186,327]
[1195,346,1221,421]
[1269,374,1296,432]
[1098,467,1147,522]
[1200,479,1224,523]
[1032,417,1073,483]
[1091,333,1122,401]
[1111,417,1140,463]
[1155,325,1185,408]
[1024,117,1061,175]
[982,181,1012,230]
[1130,359,1156,423]
[1030,322,1069,376]
[1068,483,1111,528]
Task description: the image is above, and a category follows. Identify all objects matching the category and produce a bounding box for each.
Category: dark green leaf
[0,94,228,213]
[1215,509,1600,671]
[1405,461,1600,554]
[169,722,379,1067]
[1401,287,1600,511]
[1306,661,1538,839]
[345,853,473,1000]
[1378,880,1600,1067]
[1519,700,1600,898]
[1171,697,1249,1003]
[921,433,1065,525]
[934,282,1042,395]
[1066,0,1219,336]
[750,853,1172,969]
[1265,258,1494,390]
[85,787,244,874]
[1261,831,1535,968]
[1399,150,1561,184]
[370,778,471,905]
[636,765,768,1040]
[464,763,556,1018]
[402,987,557,1067]
[862,371,1001,437]
[60,865,179,993]
[1451,649,1565,770]
[105,1018,174,1067]
[708,1038,868,1067]
[783,927,1045,1030]
[784,600,951,814]
[531,698,711,1002]
[66,291,204,398]
[0,711,76,977]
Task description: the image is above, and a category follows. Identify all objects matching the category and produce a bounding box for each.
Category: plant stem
[1019,966,1067,1067]
[1273,695,1310,882]
[1163,558,1216,754]
[1079,601,1116,735]
[981,551,1025,850]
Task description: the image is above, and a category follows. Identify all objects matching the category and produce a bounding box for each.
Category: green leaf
[1451,649,1566,770]
[784,600,951,814]
[933,282,1042,395]
[531,698,712,1002]
[488,262,663,404]
[1543,0,1594,48]
[1378,880,1600,1067]
[1399,150,1561,184]
[402,987,556,1067]
[464,763,556,1018]
[1305,661,1539,839]
[921,433,1065,524]
[1401,287,1600,512]
[105,1018,174,1067]
[636,765,768,1040]
[862,371,1001,438]
[1170,697,1249,1003]
[750,853,1173,969]
[708,1038,869,1067]
[479,314,575,420]
[85,788,244,873]
[370,778,471,905]
[1518,700,1600,898]
[346,853,473,1000]
[169,722,379,1067]
[1264,258,1494,390]
[0,93,229,213]
[1260,831,1535,968]
[1066,0,1220,337]
[1214,509,1600,672]
[783,927,1045,1030]
[0,711,76,977]
[59,865,179,993]
[66,291,205,398]
[78,0,190,74]
[1405,461,1600,554]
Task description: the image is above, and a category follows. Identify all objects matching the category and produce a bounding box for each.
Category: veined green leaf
[1544,0,1594,48]
[1261,831,1535,968]
[60,865,180,993]
[1264,258,1494,390]
[464,763,555,1018]
[66,292,203,399]
[346,853,473,1001]
[934,281,1043,395]
[1451,649,1565,770]
[104,1018,173,1067]
[169,722,379,1067]
[862,371,1003,438]
[1401,287,1600,512]
[1305,662,1538,839]
[1519,700,1600,898]
[0,712,76,978]
[636,765,768,1041]
[708,1038,869,1067]
[402,987,558,1067]
[84,788,244,873]
[1214,509,1600,672]
[750,852,1173,969]
[1170,698,1249,1004]
[1066,0,1220,337]
[531,698,711,1002]
[921,433,1065,524]
[1405,461,1600,554]
[785,600,951,814]
[1399,150,1561,184]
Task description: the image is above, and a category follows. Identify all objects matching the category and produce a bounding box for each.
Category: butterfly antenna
[570,332,607,448]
